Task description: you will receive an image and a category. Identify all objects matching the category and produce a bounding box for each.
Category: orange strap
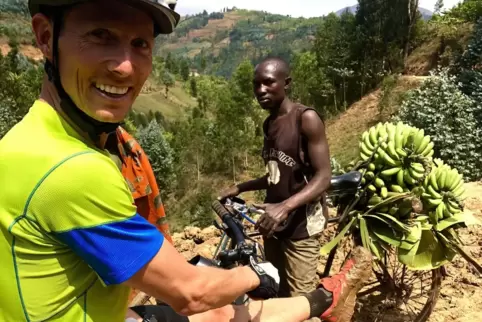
[115,126,173,244]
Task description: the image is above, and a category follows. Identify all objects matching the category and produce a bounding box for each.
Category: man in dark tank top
[219,57,332,298]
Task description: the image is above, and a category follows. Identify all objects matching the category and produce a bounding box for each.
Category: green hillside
[157,9,321,77]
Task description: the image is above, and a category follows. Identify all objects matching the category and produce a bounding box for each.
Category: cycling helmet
[28,0,180,143]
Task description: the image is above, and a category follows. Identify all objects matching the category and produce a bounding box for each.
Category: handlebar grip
[211,200,230,219]
[211,200,246,246]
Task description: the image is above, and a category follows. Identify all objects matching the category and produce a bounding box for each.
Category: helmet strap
[45,11,120,144]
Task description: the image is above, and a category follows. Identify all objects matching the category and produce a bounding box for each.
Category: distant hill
[157,9,322,77]
[335,4,433,20]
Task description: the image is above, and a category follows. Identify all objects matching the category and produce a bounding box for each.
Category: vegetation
[396,18,482,181]
[0,0,481,230]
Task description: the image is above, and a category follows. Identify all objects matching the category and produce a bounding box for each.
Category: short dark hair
[256,56,291,79]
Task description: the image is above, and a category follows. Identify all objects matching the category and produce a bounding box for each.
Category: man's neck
[39,77,108,149]
[270,97,293,118]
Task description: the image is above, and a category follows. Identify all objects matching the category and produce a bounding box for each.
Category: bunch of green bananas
[358,122,435,212]
[422,159,466,224]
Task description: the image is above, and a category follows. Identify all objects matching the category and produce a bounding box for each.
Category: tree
[161,70,175,98]
[135,120,176,193]
[291,51,333,115]
[434,0,444,15]
[180,59,190,81]
[190,77,198,97]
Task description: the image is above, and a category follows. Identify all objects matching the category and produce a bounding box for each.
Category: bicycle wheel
[321,231,443,322]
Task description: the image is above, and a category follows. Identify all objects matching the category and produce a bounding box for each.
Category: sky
[175,0,463,18]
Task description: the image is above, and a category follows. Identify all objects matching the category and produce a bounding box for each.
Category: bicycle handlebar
[211,200,246,247]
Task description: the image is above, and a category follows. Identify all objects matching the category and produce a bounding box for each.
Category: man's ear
[31,13,54,62]
[284,76,292,90]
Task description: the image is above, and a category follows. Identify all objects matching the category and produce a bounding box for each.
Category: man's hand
[217,185,240,201]
[253,202,291,238]
[246,256,280,299]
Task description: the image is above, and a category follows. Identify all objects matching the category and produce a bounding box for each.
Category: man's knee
[284,236,322,296]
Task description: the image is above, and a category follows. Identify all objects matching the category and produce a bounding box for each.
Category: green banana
[453,185,465,198]
[368,195,383,205]
[413,129,425,152]
[380,187,388,199]
[395,123,405,150]
[360,141,372,157]
[380,150,400,167]
[395,148,408,157]
[396,169,406,188]
[427,185,442,199]
[404,170,417,186]
[429,171,439,191]
[447,170,461,191]
[427,197,443,208]
[374,177,385,188]
[363,132,375,150]
[365,171,375,180]
[426,149,434,158]
[421,141,434,156]
[360,152,370,161]
[443,204,453,218]
[436,203,445,220]
[416,136,431,155]
[429,211,438,224]
[381,166,402,177]
[369,127,378,146]
[368,185,377,193]
[446,202,461,215]
[390,185,404,193]
[408,167,424,180]
[368,163,376,171]
[438,170,447,190]
[386,141,400,161]
[411,162,425,173]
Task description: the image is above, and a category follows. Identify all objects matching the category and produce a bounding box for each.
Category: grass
[133,82,196,120]
[326,76,427,166]
[133,88,195,120]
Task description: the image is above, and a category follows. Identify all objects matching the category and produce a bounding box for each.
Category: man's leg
[284,235,321,297]
[128,247,372,322]
[263,236,290,297]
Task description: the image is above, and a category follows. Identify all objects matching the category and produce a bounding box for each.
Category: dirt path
[427,181,482,322]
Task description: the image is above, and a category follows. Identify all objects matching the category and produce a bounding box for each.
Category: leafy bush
[395,69,482,180]
[135,120,176,194]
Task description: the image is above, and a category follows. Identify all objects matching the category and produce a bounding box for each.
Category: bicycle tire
[322,231,443,322]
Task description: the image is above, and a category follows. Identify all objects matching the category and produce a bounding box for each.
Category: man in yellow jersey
[0,1,372,321]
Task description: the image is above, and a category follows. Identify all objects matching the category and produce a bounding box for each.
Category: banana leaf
[398,229,455,270]
[320,217,357,255]
[364,192,411,215]
[437,231,482,274]
[435,210,481,232]
[365,213,411,233]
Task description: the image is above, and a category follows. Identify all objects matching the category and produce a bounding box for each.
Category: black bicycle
[212,171,442,322]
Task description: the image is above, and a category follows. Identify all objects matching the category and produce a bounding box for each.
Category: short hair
[256,56,291,79]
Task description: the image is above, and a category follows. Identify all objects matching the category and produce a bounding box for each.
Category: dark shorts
[130,305,189,322]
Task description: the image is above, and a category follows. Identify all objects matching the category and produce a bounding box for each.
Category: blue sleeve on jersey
[56,213,164,285]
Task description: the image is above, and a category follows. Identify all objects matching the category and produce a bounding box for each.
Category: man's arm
[125,241,260,316]
[35,154,269,318]
[218,175,269,200]
[237,174,269,193]
[283,109,331,211]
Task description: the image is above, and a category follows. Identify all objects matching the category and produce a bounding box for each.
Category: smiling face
[41,0,155,123]
[253,61,290,110]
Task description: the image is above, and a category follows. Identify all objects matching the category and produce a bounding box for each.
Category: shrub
[395,69,482,180]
